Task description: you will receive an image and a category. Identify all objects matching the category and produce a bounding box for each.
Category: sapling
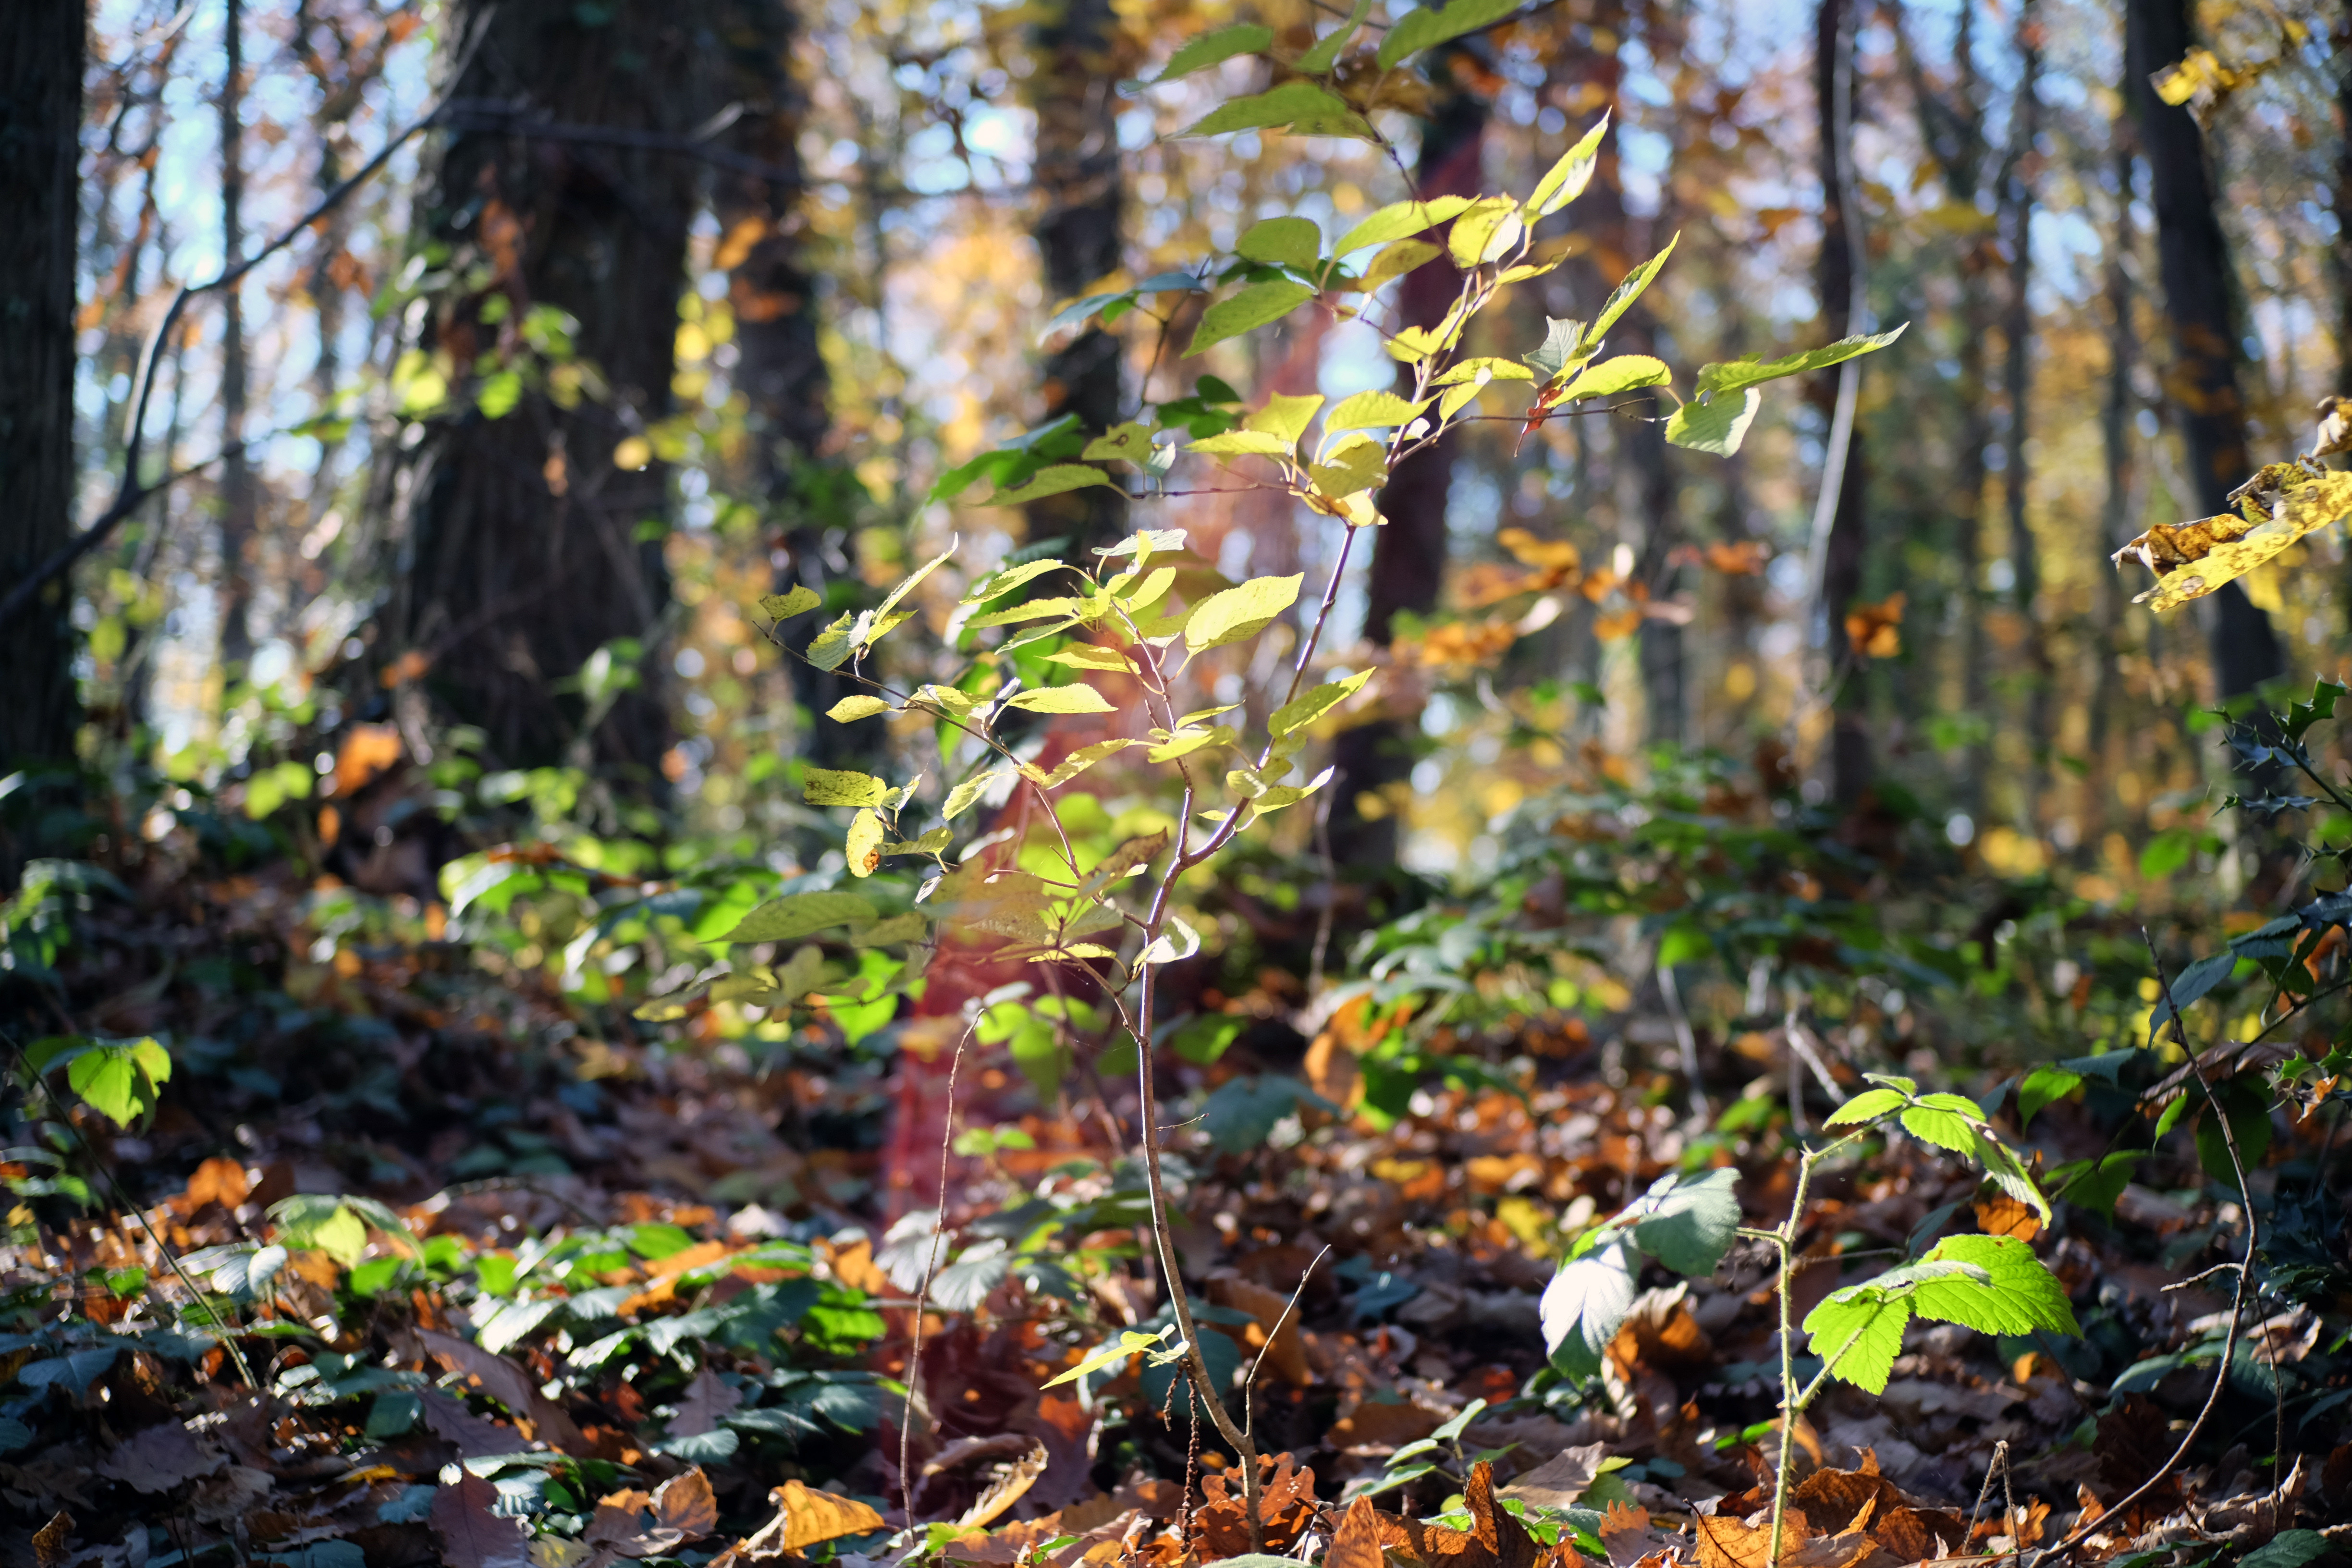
[1540,1076,2075,1567]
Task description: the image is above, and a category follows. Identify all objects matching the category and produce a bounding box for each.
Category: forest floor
[2,852,2347,1568]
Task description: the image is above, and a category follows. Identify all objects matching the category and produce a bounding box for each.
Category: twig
[1242,1245,1330,1440]
[1966,1439,2013,1545]
[2029,932,2259,1567]
[897,1012,978,1531]
[1657,956,1706,1119]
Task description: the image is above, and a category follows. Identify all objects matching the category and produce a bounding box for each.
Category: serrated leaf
[1045,645,1140,674]
[1448,197,1523,268]
[1296,0,1372,71]
[1695,324,1907,398]
[1334,196,1476,256]
[1555,354,1670,401]
[1083,422,1157,464]
[1826,1087,1907,1126]
[722,891,877,943]
[827,695,897,722]
[760,585,821,621]
[67,1039,172,1128]
[1179,81,1372,139]
[805,610,858,672]
[1237,217,1323,269]
[1004,684,1116,715]
[1188,280,1318,356]
[1899,1105,1977,1153]
[1186,573,1304,652]
[943,768,1009,821]
[1433,356,1535,387]
[845,810,885,877]
[1146,724,1238,763]
[1580,233,1678,351]
[1623,1168,1740,1276]
[1152,23,1272,82]
[988,465,1115,507]
[1801,1289,1912,1395]
[962,558,1068,606]
[968,595,1090,629]
[1971,1128,2053,1225]
[1135,914,1201,968]
[1243,764,1335,819]
[1376,0,1523,67]
[1525,113,1609,217]
[1271,667,1374,735]
[1247,392,1326,446]
[1097,527,1188,560]
[1352,237,1444,294]
[872,541,956,625]
[1326,391,1431,431]
[1913,1235,2079,1335]
[1663,387,1762,456]
[804,768,892,808]
[1540,1240,1636,1378]
[1525,316,1586,380]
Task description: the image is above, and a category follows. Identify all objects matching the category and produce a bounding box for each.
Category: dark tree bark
[378,0,706,775]
[0,0,85,794]
[1997,0,2046,807]
[1027,0,1128,555]
[1815,0,1871,807]
[218,0,256,667]
[2089,133,2138,844]
[2126,0,2282,700]
[2337,2,2352,637]
[1328,51,1488,867]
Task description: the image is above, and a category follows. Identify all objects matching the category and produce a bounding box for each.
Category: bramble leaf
[1801,1288,1912,1395]
[1912,1235,2079,1336]
[1826,1087,1907,1126]
[1540,1239,1637,1380]
[1622,1168,1740,1276]
[66,1039,172,1128]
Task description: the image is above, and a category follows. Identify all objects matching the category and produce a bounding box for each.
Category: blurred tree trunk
[710,0,866,767]
[218,0,256,668]
[0,0,84,796]
[2126,0,2281,701]
[1898,0,1991,819]
[1329,49,1489,867]
[1997,0,2045,817]
[379,0,703,777]
[1815,0,1871,807]
[1027,0,1127,555]
[2338,3,2352,639]
[2089,134,2138,848]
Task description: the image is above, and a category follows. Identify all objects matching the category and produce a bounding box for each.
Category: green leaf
[872,542,956,625]
[2195,1075,2274,1185]
[1376,0,1524,67]
[1310,439,1388,500]
[1448,197,1524,268]
[1326,391,1431,431]
[1899,1105,1977,1153]
[310,1207,368,1269]
[1525,113,1609,217]
[1271,668,1374,735]
[1237,217,1323,269]
[1083,422,1158,464]
[1913,1235,2079,1335]
[1801,1287,1912,1395]
[1146,724,1238,763]
[1178,81,1372,140]
[66,1040,171,1129]
[1662,388,1761,456]
[1004,684,1116,715]
[1246,392,1326,446]
[1623,1168,1741,1275]
[1556,355,1669,402]
[1353,238,1444,294]
[963,558,1067,606]
[1045,645,1140,674]
[2049,1150,2143,1220]
[1242,765,1335,820]
[1432,356,1534,387]
[827,695,896,722]
[1580,233,1678,352]
[2016,1065,2084,1127]
[1694,324,1908,399]
[760,585,822,621]
[1825,1087,1908,1127]
[2139,826,2196,880]
[2240,1531,2329,1568]
[1152,23,1273,82]
[804,767,893,808]
[1525,316,1586,380]
[1539,1239,1636,1380]
[988,464,1115,507]
[943,768,1009,821]
[722,891,878,943]
[806,610,858,672]
[1295,0,1372,71]
[1188,280,1318,356]
[1186,573,1304,652]
[1334,196,1476,256]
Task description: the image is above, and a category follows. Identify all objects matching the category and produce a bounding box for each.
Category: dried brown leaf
[958,1440,1050,1530]
[433,1472,534,1568]
[416,1326,588,1453]
[96,1421,226,1493]
[1500,1444,1611,1509]
[1328,1496,1387,1568]
[668,1367,741,1439]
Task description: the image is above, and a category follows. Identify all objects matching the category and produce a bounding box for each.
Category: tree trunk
[0,0,84,798]
[1998,0,2045,818]
[2338,2,2352,639]
[2088,135,2137,848]
[378,0,704,776]
[218,0,256,669]
[1027,0,1128,556]
[1328,52,1488,867]
[1815,0,1871,807]
[2126,0,2281,700]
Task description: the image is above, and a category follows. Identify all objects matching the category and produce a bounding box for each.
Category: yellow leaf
[612,436,653,471]
[2117,471,2352,612]
[845,809,884,877]
[756,1480,887,1553]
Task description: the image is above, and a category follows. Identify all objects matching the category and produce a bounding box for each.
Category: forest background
[1,0,2351,1564]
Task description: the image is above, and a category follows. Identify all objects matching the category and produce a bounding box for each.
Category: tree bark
[218,0,256,668]
[1328,51,1488,867]
[377,0,704,776]
[1027,0,1128,556]
[0,0,85,796]
[1998,0,2045,812]
[1815,0,1871,807]
[2089,134,2138,847]
[2126,0,2282,700]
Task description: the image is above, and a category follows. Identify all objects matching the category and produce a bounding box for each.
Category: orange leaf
[1327,1497,1386,1568]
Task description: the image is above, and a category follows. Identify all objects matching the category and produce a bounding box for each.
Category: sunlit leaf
[1377,0,1524,67]
[1555,355,1669,401]
[1186,573,1304,652]
[1540,1239,1636,1380]
[1579,233,1678,352]
[1083,423,1157,465]
[1662,388,1761,456]
[1296,0,1373,71]
[845,810,885,878]
[1237,217,1323,269]
[1326,391,1431,431]
[986,465,1115,507]
[721,891,877,943]
[760,585,821,621]
[1178,81,1372,140]
[1003,684,1116,715]
[1152,23,1273,82]
[1525,113,1609,217]
[1188,280,1318,356]
[1271,668,1374,735]
[827,695,896,722]
[1694,325,1907,399]
[804,768,892,808]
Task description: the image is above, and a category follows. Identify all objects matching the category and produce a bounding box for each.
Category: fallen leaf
[668,1367,741,1438]
[1195,1452,1318,1559]
[1327,1496,1387,1568]
[758,1479,887,1552]
[1500,1444,1610,1509]
[97,1421,226,1493]
[654,1468,720,1539]
[434,1473,534,1568]
[32,1511,72,1568]
[416,1327,588,1452]
[418,1387,523,1458]
[958,1440,1050,1530]
[1694,1508,1809,1568]
[183,1156,252,1209]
